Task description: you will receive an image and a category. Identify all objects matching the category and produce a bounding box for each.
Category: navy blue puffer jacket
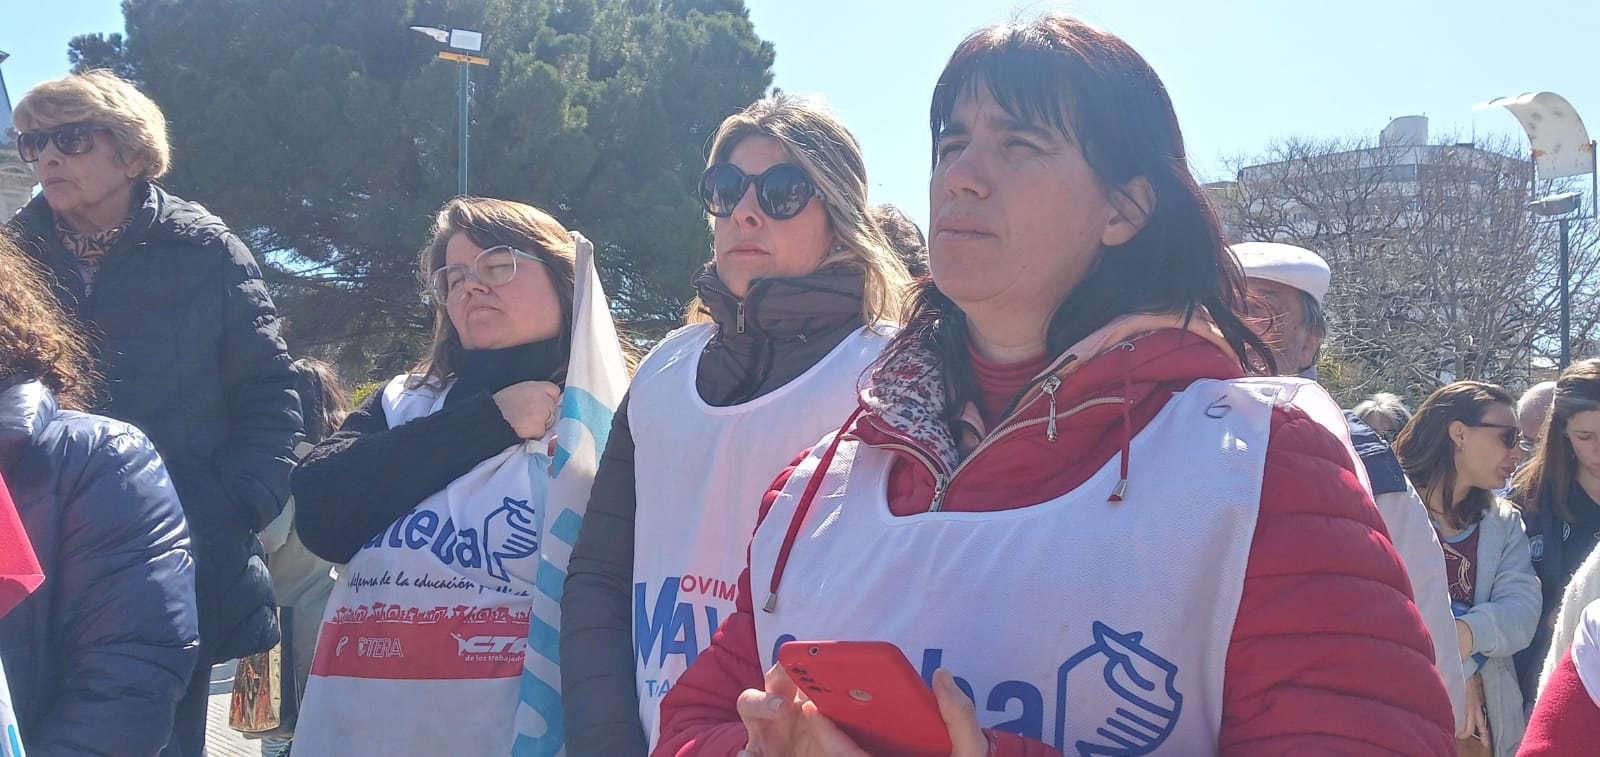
[0,380,200,756]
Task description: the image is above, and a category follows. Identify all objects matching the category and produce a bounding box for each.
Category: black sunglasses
[1469,421,1535,453]
[16,122,112,163]
[698,163,821,220]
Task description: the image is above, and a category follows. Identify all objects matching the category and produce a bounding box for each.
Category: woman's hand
[1455,618,1475,661]
[492,381,561,439]
[737,665,990,757]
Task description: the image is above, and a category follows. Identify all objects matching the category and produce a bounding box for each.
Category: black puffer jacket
[9,183,299,662]
[0,380,200,756]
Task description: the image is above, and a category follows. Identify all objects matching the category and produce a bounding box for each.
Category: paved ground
[205,663,264,757]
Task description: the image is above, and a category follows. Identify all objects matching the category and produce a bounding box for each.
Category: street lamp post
[410,25,488,196]
[1531,191,1584,368]
[1480,92,1597,369]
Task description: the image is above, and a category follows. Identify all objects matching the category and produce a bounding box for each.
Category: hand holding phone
[777,640,955,757]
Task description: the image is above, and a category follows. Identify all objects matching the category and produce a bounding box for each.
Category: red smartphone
[777,640,953,757]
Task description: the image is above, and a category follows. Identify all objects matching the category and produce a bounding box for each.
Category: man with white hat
[1233,241,1469,734]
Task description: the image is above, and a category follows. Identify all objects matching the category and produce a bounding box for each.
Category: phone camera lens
[849,689,873,702]
[809,646,819,655]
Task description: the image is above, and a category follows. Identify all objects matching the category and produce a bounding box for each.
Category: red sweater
[654,329,1454,756]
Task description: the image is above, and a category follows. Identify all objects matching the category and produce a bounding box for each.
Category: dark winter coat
[0,380,200,756]
[9,183,299,662]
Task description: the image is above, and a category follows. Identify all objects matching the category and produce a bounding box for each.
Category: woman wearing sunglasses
[656,14,1454,756]
[6,70,299,757]
[560,94,911,755]
[288,196,632,754]
[1394,381,1540,757]
[1510,360,1600,706]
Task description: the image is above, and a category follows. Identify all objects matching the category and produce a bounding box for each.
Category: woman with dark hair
[654,14,1453,756]
[1511,359,1600,702]
[1394,381,1539,757]
[0,233,198,755]
[289,197,631,754]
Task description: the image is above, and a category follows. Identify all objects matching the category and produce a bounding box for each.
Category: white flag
[0,656,23,756]
[512,231,630,756]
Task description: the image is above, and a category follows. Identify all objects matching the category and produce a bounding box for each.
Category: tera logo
[357,636,405,659]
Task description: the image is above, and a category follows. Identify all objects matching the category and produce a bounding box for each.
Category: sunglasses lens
[700,164,747,218]
[56,125,95,155]
[17,132,45,162]
[758,164,816,220]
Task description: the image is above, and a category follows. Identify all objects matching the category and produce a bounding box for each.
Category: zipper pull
[1041,376,1061,443]
[736,301,746,334]
[929,473,949,512]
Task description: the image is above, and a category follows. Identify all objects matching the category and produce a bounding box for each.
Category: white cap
[1231,242,1331,305]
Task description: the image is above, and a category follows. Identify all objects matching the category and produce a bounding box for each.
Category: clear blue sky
[9,0,1597,228]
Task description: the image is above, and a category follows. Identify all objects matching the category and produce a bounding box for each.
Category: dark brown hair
[1395,381,1516,529]
[879,14,1271,428]
[0,232,96,409]
[1511,359,1600,521]
[868,203,928,277]
[292,357,351,444]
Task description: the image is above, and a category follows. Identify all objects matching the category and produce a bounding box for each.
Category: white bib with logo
[629,321,893,745]
[294,375,546,755]
[752,378,1353,755]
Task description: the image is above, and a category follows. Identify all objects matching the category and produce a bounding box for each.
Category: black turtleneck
[291,339,562,563]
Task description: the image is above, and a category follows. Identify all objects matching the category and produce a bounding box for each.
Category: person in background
[1355,391,1415,444]
[6,70,299,757]
[291,197,632,754]
[1394,381,1540,757]
[255,357,351,757]
[560,95,910,755]
[1519,381,1558,446]
[0,232,199,756]
[1235,241,1465,730]
[1511,360,1600,705]
[869,202,929,276]
[656,15,1452,755]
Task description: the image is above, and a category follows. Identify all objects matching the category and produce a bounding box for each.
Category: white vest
[752,378,1350,755]
[630,321,893,744]
[294,376,547,756]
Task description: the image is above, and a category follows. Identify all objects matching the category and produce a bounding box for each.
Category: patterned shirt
[56,213,132,288]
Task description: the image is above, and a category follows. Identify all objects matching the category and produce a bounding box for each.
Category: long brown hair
[292,357,351,443]
[0,232,96,410]
[686,94,912,325]
[1394,381,1516,529]
[410,198,582,390]
[1511,359,1600,521]
[878,14,1272,429]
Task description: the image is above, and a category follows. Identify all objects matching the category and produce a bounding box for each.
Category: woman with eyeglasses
[1510,360,1600,707]
[288,197,632,754]
[559,94,911,755]
[1394,381,1540,757]
[5,70,299,757]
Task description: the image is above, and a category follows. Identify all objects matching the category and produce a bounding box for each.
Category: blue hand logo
[1056,622,1182,756]
[483,496,540,582]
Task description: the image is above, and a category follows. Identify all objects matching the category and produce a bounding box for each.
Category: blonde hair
[688,94,910,325]
[12,69,171,180]
[410,197,639,390]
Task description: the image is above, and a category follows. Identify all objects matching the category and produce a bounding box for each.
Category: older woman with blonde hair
[561,93,911,754]
[6,70,299,757]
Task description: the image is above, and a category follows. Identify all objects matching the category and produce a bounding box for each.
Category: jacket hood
[856,312,1245,473]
